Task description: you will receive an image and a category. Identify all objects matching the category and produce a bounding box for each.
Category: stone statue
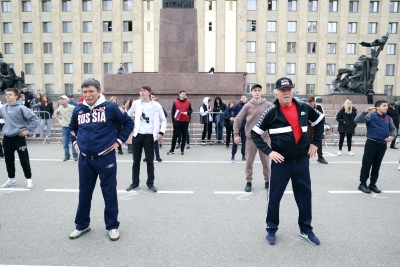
[0,52,25,92]
[332,33,389,94]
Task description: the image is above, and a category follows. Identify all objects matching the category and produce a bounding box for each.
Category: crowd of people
[0,76,399,244]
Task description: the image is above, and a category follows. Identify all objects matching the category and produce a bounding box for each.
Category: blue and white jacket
[355,111,396,143]
[69,95,134,157]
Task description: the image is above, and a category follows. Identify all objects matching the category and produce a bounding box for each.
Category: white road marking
[214,191,293,194]
[328,191,400,193]
[0,188,31,191]
[44,189,193,194]
[157,191,194,194]
[0,266,86,267]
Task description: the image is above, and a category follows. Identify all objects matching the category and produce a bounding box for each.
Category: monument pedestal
[323,93,387,105]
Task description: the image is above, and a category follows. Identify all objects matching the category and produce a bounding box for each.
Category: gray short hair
[81,78,101,92]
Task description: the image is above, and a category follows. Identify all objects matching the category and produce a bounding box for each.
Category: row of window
[2,21,137,34]
[1,0,151,13]
[247,0,399,13]
[247,42,397,55]
[245,63,396,76]
[22,62,130,75]
[245,21,398,34]
[3,42,135,54]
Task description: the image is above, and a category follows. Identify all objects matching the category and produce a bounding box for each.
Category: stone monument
[0,52,25,93]
[104,0,246,109]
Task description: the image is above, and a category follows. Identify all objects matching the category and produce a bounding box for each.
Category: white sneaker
[337,151,342,156]
[398,165,400,171]
[347,151,354,156]
[109,229,120,241]
[0,179,16,188]
[27,179,34,189]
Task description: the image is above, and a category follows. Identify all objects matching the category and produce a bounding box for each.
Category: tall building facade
[0,0,399,97]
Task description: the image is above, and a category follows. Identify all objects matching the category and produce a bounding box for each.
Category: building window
[370,1,379,12]
[245,84,254,94]
[387,44,396,55]
[82,0,92,11]
[23,22,32,33]
[390,1,399,12]
[123,42,133,53]
[386,65,395,76]
[63,22,72,33]
[84,63,93,74]
[307,63,316,75]
[103,0,112,11]
[287,21,297,32]
[22,1,31,12]
[63,42,72,54]
[308,22,317,32]
[328,22,337,33]
[83,22,92,33]
[384,85,393,96]
[123,21,132,32]
[348,22,357,33]
[83,42,92,53]
[42,0,51,12]
[286,63,296,75]
[306,84,315,95]
[44,63,53,74]
[349,1,358,12]
[307,42,316,53]
[103,42,113,53]
[123,0,132,10]
[266,63,276,74]
[268,0,277,11]
[25,63,34,75]
[327,64,336,75]
[347,43,356,54]
[104,63,113,74]
[124,62,133,73]
[247,0,256,10]
[346,64,354,69]
[246,63,256,74]
[267,42,276,53]
[208,22,212,31]
[287,42,296,53]
[65,84,74,94]
[247,21,256,32]
[368,23,378,34]
[246,42,256,53]
[327,43,336,54]
[146,0,151,10]
[329,0,338,12]
[3,22,12,34]
[62,0,72,11]
[288,0,297,11]
[103,21,112,32]
[4,43,13,54]
[45,84,54,94]
[64,64,73,74]
[24,43,33,54]
[388,23,398,34]
[267,21,276,32]
[26,84,35,93]
[43,22,52,33]
[326,84,334,94]
[2,1,11,12]
[43,42,52,54]
[209,0,213,10]
[266,83,274,94]
[308,0,318,11]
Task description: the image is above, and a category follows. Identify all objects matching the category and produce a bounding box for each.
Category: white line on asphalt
[0,266,86,267]
[44,189,194,194]
[0,188,31,191]
[157,191,194,194]
[214,191,293,194]
[328,191,400,193]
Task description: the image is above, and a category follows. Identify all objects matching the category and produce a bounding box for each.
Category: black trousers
[201,122,213,141]
[338,132,353,151]
[307,127,323,159]
[225,125,234,147]
[3,135,32,179]
[170,122,189,152]
[390,126,398,147]
[131,134,155,186]
[367,96,374,104]
[360,139,387,186]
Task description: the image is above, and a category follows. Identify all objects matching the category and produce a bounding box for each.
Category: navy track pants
[74,152,119,231]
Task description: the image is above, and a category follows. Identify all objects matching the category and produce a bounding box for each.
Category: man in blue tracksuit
[68,78,134,241]
[251,77,324,246]
[355,100,396,194]
[224,94,247,162]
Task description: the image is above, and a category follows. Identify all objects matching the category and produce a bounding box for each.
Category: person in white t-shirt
[125,86,166,193]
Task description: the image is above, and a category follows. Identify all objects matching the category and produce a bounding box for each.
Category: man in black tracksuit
[251,77,324,246]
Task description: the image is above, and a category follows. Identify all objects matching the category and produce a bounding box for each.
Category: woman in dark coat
[336,99,357,156]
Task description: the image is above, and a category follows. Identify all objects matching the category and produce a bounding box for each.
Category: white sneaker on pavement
[0,179,16,188]
[109,229,120,241]
[27,179,34,189]
[347,151,354,156]
[337,151,341,156]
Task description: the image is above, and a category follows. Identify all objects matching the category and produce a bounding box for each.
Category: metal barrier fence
[28,111,63,146]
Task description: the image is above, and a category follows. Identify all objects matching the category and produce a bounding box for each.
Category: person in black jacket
[39,95,54,138]
[251,77,324,246]
[212,96,227,144]
[387,102,399,149]
[366,88,375,104]
[336,99,357,156]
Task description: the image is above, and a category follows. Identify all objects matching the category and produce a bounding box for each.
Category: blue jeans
[62,126,78,158]
[215,120,224,141]
[40,118,52,137]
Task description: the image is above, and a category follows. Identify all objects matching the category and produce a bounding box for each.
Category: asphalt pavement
[0,142,399,267]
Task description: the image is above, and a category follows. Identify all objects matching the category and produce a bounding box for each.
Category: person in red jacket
[167,90,193,155]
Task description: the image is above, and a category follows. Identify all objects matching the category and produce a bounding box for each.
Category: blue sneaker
[266,232,276,245]
[242,156,246,161]
[231,156,235,162]
[300,231,320,245]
